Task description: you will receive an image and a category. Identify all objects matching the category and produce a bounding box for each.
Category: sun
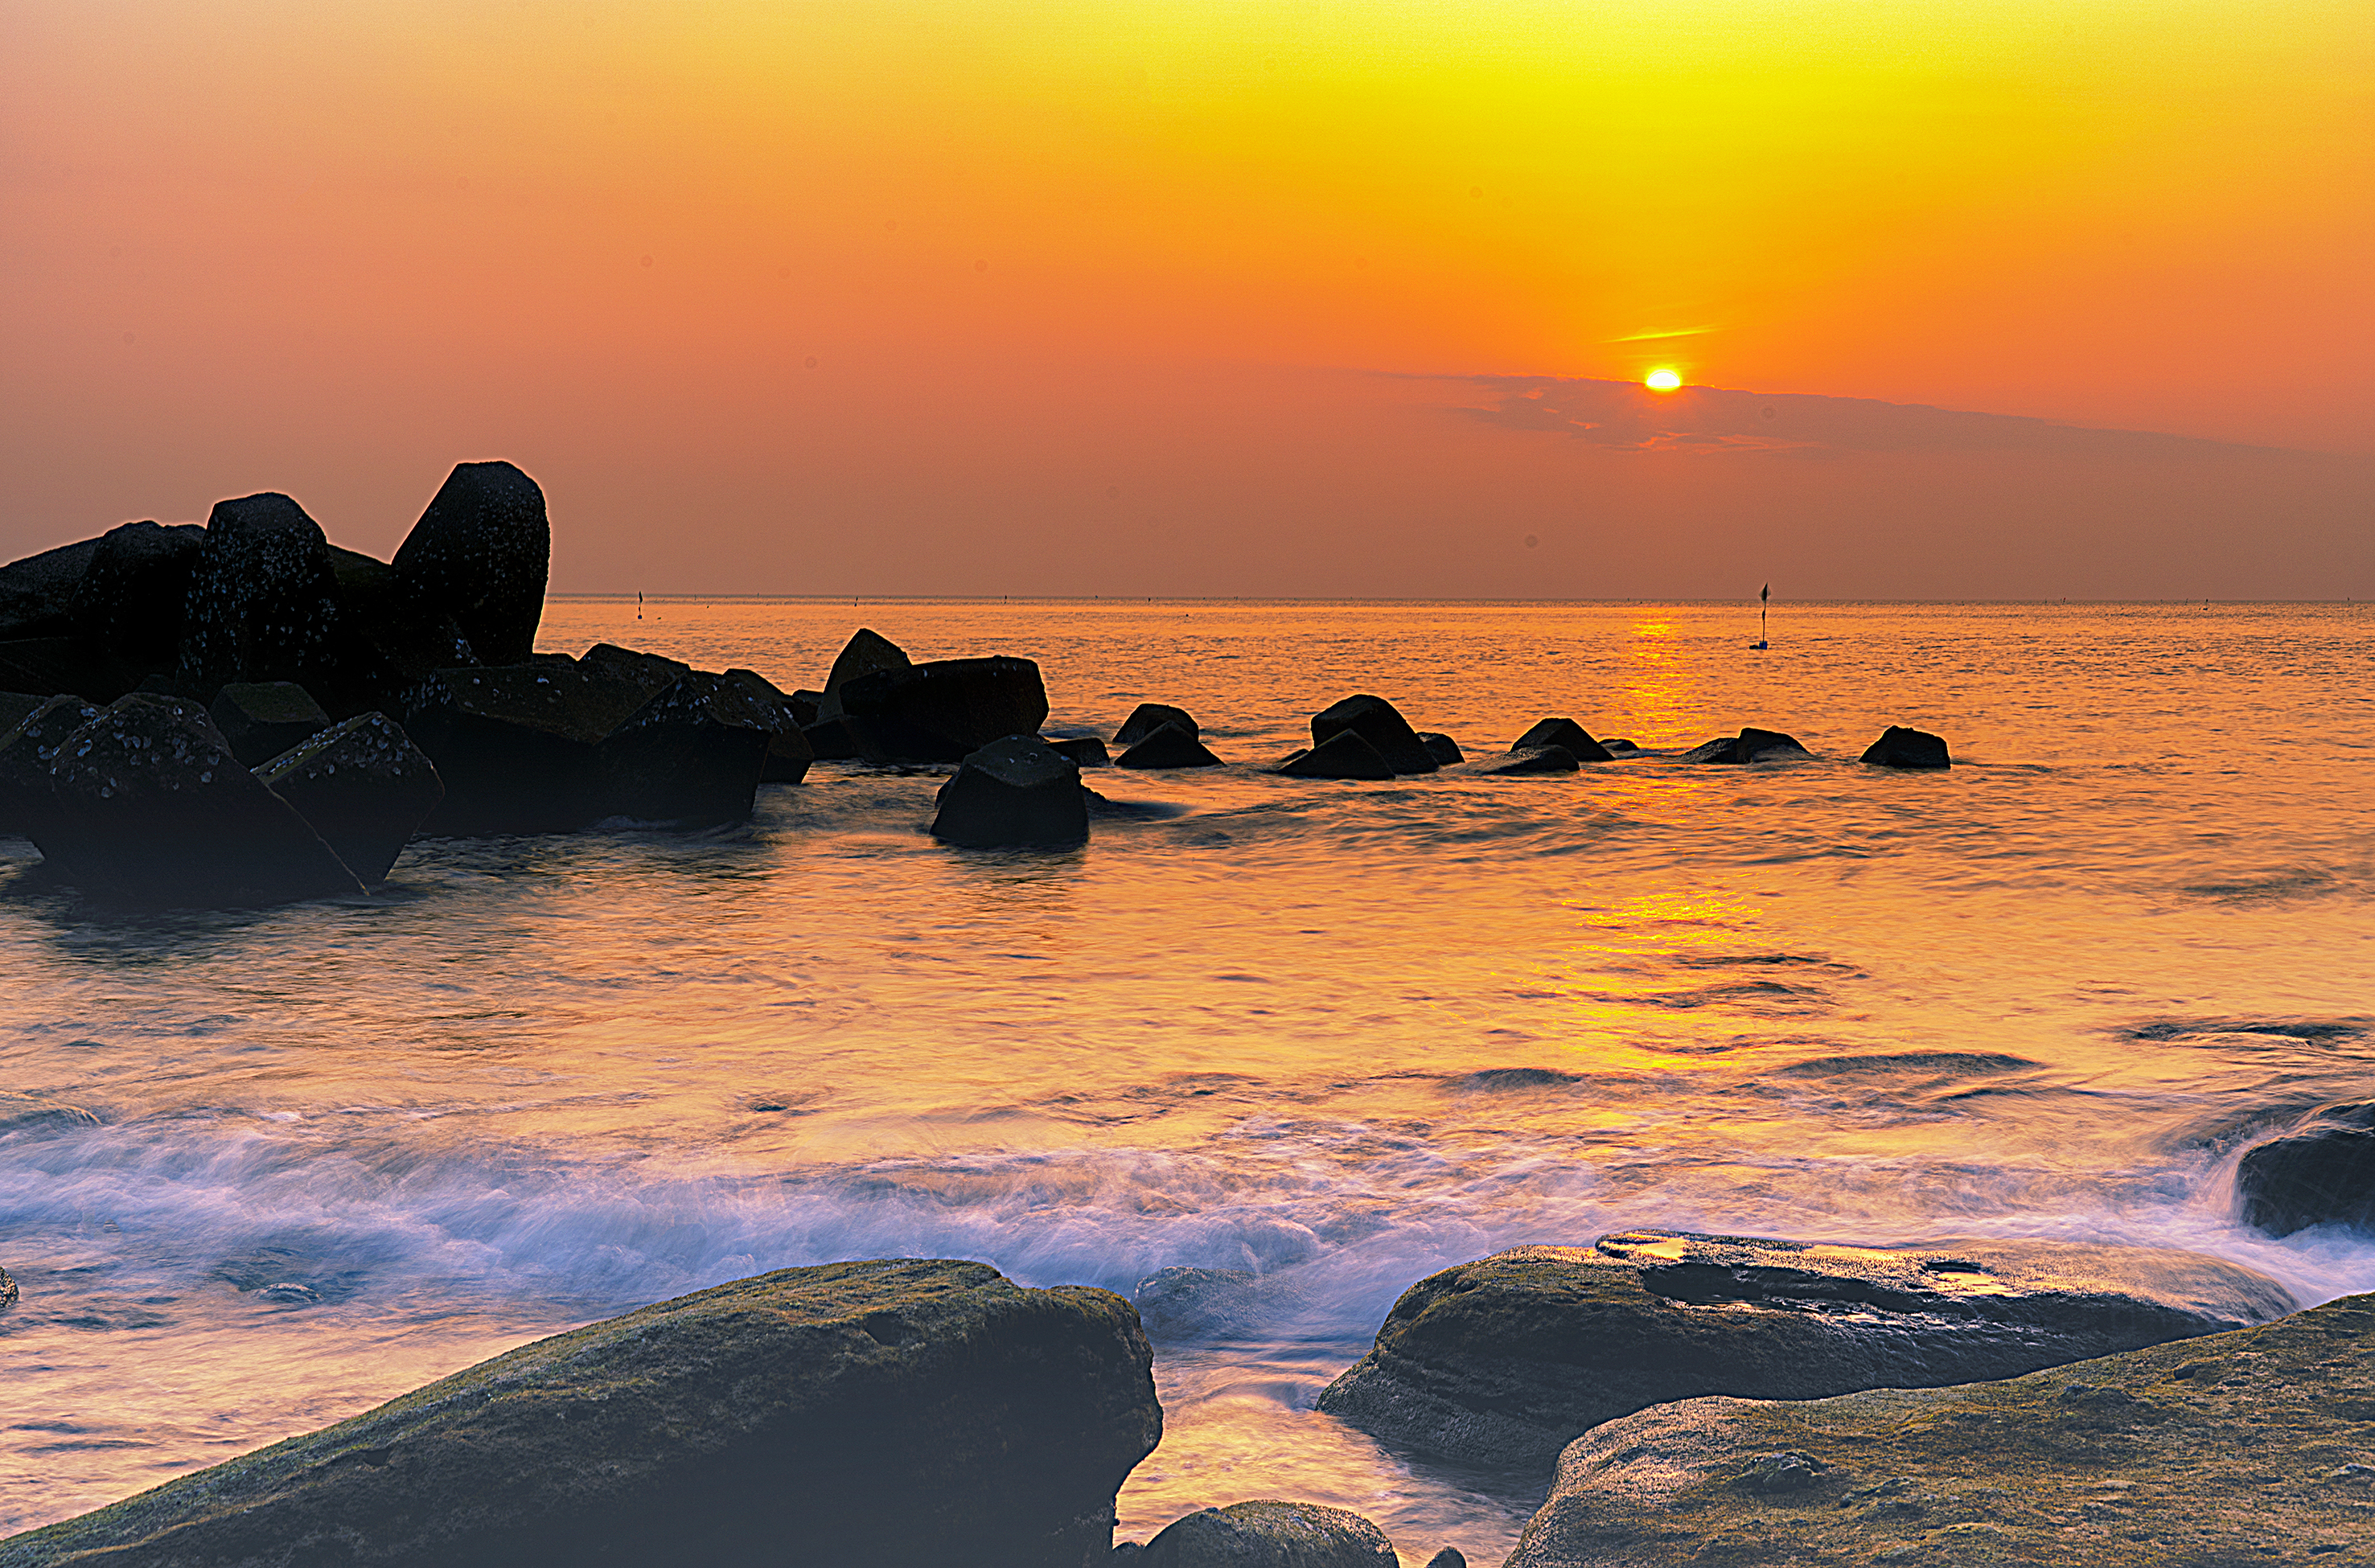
[1644,368,1683,392]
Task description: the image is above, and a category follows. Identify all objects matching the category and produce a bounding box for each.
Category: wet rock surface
[1501,1291,2375,1568]
[1128,1500,1396,1567]
[844,656,1051,763]
[1416,731,1463,766]
[1310,694,1436,775]
[1049,735,1111,767]
[1276,730,1393,780]
[1117,722,1222,770]
[1861,724,1953,769]
[257,712,446,885]
[1678,727,1812,764]
[722,667,817,782]
[391,461,550,664]
[402,661,663,835]
[1115,703,1200,748]
[595,671,776,827]
[1511,717,1614,762]
[208,681,333,767]
[817,626,912,720]
[2238,1101,2375,1236]
[0,1258,1161,1568]
[932,734,1089,848]
[1455,745,1579,776]
[1315,1231,2298,1470]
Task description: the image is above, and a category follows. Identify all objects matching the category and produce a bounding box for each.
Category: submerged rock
[1115,703,1200,748]
[1274,730,1392,781]
[1132,1500,1396,1568]
[595,671,776,827]
[1453,745,1578,777]
[391,461,550,665]
[1416,731,1463,766]
[844,657,1051,764]
[1500,1291,2375,1568]
[1510,718,1614,762]
[177,492,345,696]
[33,694,362,903]
[1314,1230,2296,1470]
[1677,727,1811,764]
[1309,694,1436,774]
[1601,737,1638,753]
[1860,724,1953,769]
[257,712,446,885]
[0,1258,1161,1568]
[931,735,1088,848]
[2237,1101,2375,1235]
[817,627,912,720]
[1046,736,1110,768]
[68,520,206,663]
[1132,1267,1313,1344]
[1116,722,1222,770]
[208,681,332,767]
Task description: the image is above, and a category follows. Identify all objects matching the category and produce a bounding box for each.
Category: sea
[2,599,2371,1564]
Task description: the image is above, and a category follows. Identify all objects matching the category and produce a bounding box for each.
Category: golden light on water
[1644,368,1683,391]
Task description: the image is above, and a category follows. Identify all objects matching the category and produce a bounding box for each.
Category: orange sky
[2,0,2368,596]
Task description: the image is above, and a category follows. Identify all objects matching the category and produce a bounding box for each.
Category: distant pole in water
[636,590,643,622]
[1752,583,1770,650]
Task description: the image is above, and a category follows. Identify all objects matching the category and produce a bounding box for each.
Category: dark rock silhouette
[392,462,549,665]
[817,627,910,720]
[1511,718,1614,762]
[402,662,658,835]
[32,695,362,903]
[2237,1102,2375,1235]
[257,713,446,885]
[802,716,861,761]
[931,735,1088,848]
[1860,724,1952,769]
[596,673,777,827]
[0,1259,1161,1568]
[0,637,150,704]
[209,682,332,767]
[1417,731,1463,766]
[1046,736,1109,767]
[722,669,816,782]
[843,657,1050,764]
[1116,723,1222,770]
[1132,1500,1396,1567]
[1114,703,1199,747]
[1602,737,1638,753]
[1316,1230,2295,1469]
[1425,1552,1467,1568]
[68,521,204,663]
[1678,727,1811,763]
[0,693,44,737]
[1276,730,1393,780]
[0,538,100,640]
[1456,745,1579,776]
[581,642,692,697]
[0,695,101,838]
[325,546,477,707]
[178,493,344,696]
[1311,695,1436,774]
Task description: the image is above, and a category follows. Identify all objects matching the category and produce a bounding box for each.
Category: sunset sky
[3,0,2368,597]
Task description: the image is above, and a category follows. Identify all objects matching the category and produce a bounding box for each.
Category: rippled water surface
[3,600,2372,1562]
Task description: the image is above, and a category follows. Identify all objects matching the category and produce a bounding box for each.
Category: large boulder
[1860,724,1952,769]
[1314,1231,2296,1470]
[0,695,101,837]
[723,668,817,782]
[31,694,363,903]
[257,712,446,885]
[403,661,663,835]
[209,682,333,767]
[580,642,692,696]
[1129,1500,1396,1567]
[1114,703,1199,748]
[0,636,154,704]
[2237,1101,2375,1235]
[1309,695,1436,774]
[0,538,100,639]
[178,493,344,696]
[932,735,1088,848]
[1416,732,1463,766]
[391,462,549,665]
[1116,723,1222,770]
[326,546,477,708]
[1500,1291,2375,1568]
[1132,1267,1311,1344]
[1274,730,1392,780]
[1676,727,1810,764]
[843,657,1050,764]
[0,1258,1161,1568]
[595,672,776,827]
[1046,736,1109,768]
[1511,718,1615,763]
[67,520,206,664]
[817,627,911,720]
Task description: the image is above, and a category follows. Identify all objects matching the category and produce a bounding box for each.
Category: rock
[1423,1552,1465,1568]
[208,681,333,767]
[1275,730,1392,780]
[0,693,43,736]
[31,694,363,903]
[0,1258,1161,1568]
[1510,718,1615,763]
[0,635,154,704]
[1676,727,1811,764]
[1453,745,1578,777]
[595,672,776,827]
[580,642,692,697]
[0,695,101,836]
[324,546,477,708]
[723,669,818,782]
[1135,1500,1396,1568]
[1601,737,1638,753]
[1313,1230,2297,1471]
[932,735,1089,848]
[66,521,206,664]
[803,716,861,761]
[1499,1291,2375,1568]
[402,662,664,835]
[843,657,1051,764]
[1417,731,1463,766]
[1048,736,1110,767]
[178,493,345,696]
[1309,694,1436,774]
[817,627,912,720]
[391,461,550,664]
[0,538,99,639]
[257,713,446,885]
[1132,1267,1310,1343]
[2237,1102,2375,1235]
[1861,724,1953,769]
[1115,704,1199,748]
[1116,723,1222,770]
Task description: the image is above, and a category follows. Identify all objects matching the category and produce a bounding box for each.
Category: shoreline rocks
[2238,1101,2375,1236]
[1501,1290,2375,1567]
[844,657,1051,764]
[1861,724,1952,769]
[1677,727,1811,764]
[1116,723,1222,770]
[932,735,1090,848]
[1315,1230,2297,1470]
[1128,1500,1396,1567]
[1510,717,1614,762]
[0,1258,1159,1568]
[1310,695,1436,775]
[257,713,446,885]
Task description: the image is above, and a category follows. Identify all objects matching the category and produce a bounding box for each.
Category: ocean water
[2,599,2371,1563]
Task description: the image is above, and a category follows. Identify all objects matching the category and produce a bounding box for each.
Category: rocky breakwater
[1317,1229,2297,1471]
[1501,1291,2375,1566]
[0,1258,1161,1568]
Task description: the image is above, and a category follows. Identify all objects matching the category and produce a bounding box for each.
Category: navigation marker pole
[1752,583,1769,651]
